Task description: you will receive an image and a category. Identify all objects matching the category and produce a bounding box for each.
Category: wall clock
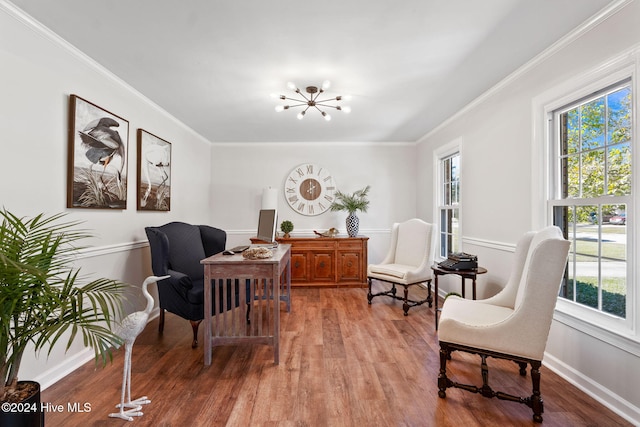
[284,163,336,216]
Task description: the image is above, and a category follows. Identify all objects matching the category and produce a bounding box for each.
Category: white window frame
[532,49,639,353]
[434,139,462,261]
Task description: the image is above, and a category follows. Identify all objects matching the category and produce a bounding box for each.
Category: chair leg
[190,320,202,348]
[530,361,544,423]
[367,277,396,303]
[517,361,528,376]
[402,286,410,316]
[438,342,546,423]
[369,277,430,315]
[480,355,492,398]
[438,343,451,398]
[158,309,165,333]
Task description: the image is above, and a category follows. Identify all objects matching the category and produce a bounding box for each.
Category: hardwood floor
[42,287,631,426]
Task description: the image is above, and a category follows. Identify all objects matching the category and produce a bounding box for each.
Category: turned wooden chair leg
[531,361,544,423]
[368,277,431,316]
[480,355,492,397]
[158,308,165,333]
[190,320,202,348]
[438,345,450,398]
[517,361,528,376]
[402,285,410,316]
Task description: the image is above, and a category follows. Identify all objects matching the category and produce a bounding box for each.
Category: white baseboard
[35,308,160,391]
[543,352,640,425]
[34,347,95,391]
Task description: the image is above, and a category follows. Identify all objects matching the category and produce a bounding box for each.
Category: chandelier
[273,81,351,121]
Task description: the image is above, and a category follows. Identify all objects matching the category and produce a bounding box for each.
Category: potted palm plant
[330,185,370,237]
[0,209,126,427]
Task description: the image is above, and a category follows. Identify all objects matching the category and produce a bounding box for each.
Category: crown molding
[417,0,634,144]
[0,0,211,146]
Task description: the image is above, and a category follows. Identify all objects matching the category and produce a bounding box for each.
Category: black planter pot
[0,381,44,427]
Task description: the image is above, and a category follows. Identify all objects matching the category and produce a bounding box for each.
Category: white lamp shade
[262,187,278,210]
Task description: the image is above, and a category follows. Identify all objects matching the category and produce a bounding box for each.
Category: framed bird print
[136,129,171,211]
[67,95,129,209]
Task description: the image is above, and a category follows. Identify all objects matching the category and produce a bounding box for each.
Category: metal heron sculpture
[109,275,169,422]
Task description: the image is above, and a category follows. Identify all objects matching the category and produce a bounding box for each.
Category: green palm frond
[0,209,125,399]
[330,185,371,214]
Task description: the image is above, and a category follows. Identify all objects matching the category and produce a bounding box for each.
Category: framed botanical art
[67,94,129,209]
[136,129,171,211]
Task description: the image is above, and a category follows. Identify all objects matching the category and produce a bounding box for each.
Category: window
[438,152,460,258]
[550,80,632,320]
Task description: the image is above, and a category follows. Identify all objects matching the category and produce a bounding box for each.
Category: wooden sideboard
[252,236,368,287]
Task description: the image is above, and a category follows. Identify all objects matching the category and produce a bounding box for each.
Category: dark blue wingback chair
[145,222,249,348]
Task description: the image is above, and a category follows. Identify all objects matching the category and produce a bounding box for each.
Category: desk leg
[472,277,477,300]
[204,267,212,366]
[284,258,291,312]
[274,270,281,365]
[287,258,291,312]
[461,277,466,299]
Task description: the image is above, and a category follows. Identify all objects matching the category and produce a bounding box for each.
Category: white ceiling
[9,0,615,143]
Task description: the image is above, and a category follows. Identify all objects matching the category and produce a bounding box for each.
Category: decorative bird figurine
[109,275,169,422]
[313,227,339,237]
[78,117,125,184]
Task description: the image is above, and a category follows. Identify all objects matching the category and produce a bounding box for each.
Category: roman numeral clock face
[285,163,336,216]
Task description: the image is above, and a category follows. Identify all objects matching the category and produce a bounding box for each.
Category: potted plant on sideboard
[280,220,294,238]
[330,185,370,237]
[0,209,126,427]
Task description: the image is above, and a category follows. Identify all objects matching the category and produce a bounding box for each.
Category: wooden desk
[431,264,487,329]
[201,244,291,365]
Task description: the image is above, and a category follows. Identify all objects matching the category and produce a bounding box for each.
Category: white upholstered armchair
[437,226,570,423]
[367,218,434,316]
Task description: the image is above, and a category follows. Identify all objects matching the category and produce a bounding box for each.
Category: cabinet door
[311,252,334,282]
[338,252,361,282]
[290,252,308,282]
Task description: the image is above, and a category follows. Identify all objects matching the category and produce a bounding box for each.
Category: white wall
[209,142,418,263]
[417,1,640,423]
[0,4,213,387]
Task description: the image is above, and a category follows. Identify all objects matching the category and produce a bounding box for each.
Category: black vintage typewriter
[438,252,478,270]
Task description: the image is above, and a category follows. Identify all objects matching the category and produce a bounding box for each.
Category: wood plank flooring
[41,286,632,426]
